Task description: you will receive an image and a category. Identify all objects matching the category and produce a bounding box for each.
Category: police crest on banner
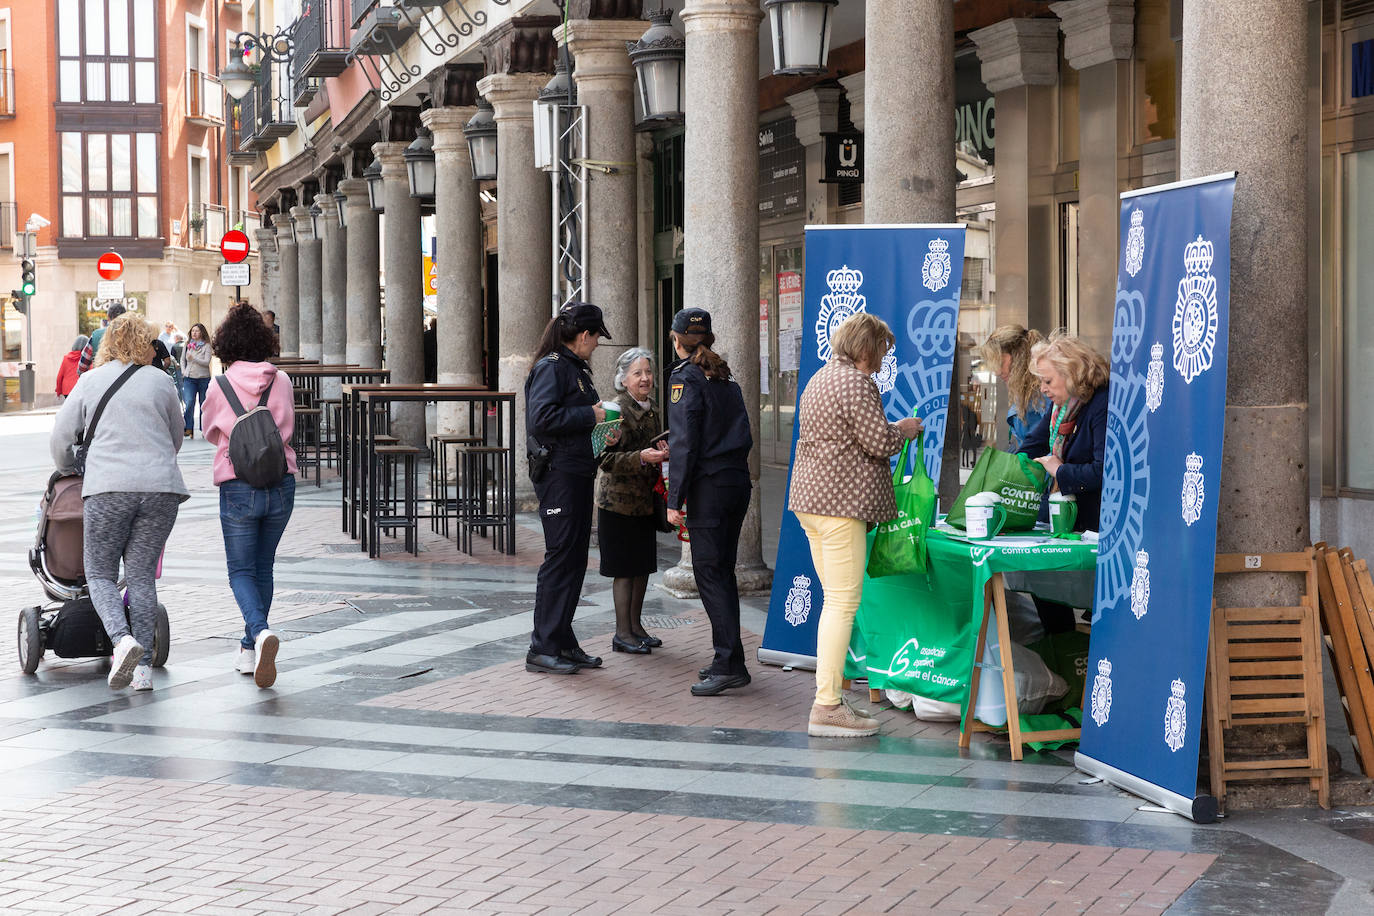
[760,225,967,668]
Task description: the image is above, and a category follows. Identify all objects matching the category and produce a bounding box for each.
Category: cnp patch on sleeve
[670,383,684,403]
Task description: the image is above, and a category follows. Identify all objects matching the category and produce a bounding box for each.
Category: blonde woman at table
[788,313,921,738]
[977,324,1047,451]
[202,303,298,688]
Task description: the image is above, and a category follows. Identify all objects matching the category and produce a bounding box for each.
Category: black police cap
[672,308,711,335]
[560,301,612,339]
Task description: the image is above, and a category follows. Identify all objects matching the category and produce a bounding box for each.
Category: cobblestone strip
[0,778,1214,915]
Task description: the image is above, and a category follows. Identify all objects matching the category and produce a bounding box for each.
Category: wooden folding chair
[1314,543,1374,777]
[1207,550,1329,810]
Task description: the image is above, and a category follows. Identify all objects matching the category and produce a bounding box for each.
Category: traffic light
[9,291,25,315]
[20,259,35,296]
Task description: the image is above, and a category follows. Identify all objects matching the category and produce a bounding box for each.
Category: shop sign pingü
[758,117,804,217]
[822,133,863,183]
[955,51,995,164]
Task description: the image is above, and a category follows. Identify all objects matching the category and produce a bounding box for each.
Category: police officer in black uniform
[664,308,754,696]
[524,302,617,674]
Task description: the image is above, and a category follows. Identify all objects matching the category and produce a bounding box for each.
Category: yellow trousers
[795,511,867,705]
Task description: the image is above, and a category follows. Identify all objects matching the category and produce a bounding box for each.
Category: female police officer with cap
[525,301,617,674]
[665,308,754,696]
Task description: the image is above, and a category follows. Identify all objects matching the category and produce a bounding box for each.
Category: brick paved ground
[369,615,961,740]
[0,778,1214,915]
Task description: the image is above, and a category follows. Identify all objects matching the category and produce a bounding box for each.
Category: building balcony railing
[254,62,296,141]
[240,210,261,247]
[228,97,262,161]
[186,69,225,126]
[296,0,351,80]
[0,202,16,249]
[0,69,13,118]
[178,203,229,250]
[352,0,377,30]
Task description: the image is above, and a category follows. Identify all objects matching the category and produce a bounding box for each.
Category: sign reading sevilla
[220,229,251,264]
[96,252,124,281]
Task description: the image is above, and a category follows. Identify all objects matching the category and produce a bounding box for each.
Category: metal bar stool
[293,407,323,486]
[458,445,512,555]
[429,434,483,538]
[370,443,422,557]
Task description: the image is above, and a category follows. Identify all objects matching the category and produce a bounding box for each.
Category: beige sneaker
[808,699,880,738]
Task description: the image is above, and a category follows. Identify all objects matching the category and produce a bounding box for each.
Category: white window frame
[185,11,207,74]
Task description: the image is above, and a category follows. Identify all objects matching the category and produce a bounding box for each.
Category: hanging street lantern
[404,126,437,199]
[364,158,385,213]
[764,0,839,76]
[220,48,256,101]
[533,58,572,172]
[464,98,498,181]
[628,9,685,125]
[333,188,348,229]
[308,201,323,238]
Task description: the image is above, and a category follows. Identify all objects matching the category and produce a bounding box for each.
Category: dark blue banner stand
[760,224,966,668]
[1075,172,1238,824]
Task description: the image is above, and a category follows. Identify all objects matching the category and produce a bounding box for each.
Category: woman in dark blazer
[1017,334,1109,632]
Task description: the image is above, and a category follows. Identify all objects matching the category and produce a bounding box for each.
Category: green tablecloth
[844,526,1098,704]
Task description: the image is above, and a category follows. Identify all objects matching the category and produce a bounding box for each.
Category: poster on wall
[1075,172,1237,823]
[760,224,966,668]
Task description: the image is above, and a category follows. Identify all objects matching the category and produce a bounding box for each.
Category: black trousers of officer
[686,471,751,676]
[531,468,594,657]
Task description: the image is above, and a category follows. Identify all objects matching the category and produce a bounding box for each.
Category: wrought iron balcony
[228,97,262,162]
[297,0,350,79]
[254,61,296,141]
[186,69,225,126]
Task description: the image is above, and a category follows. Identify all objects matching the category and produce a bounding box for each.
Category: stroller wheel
[18,606,43,675]
[151,603,170,668]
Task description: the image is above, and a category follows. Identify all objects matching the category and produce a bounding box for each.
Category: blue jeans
[220,475,295,649]
[182,375,210,430]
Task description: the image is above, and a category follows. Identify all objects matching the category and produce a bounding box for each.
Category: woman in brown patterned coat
[789,313,921,738]
[597,347,670,654]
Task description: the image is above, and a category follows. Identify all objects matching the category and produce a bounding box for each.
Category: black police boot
[526,651,580,674]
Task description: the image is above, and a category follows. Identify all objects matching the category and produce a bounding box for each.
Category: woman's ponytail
[676,331,731,381]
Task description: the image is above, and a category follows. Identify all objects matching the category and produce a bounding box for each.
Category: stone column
[785,85,841,226]
[662,0,771,597]
[271,211,300,357]
[317,192,347,368]
[1181,1,1308,557]
[477,72,554,501]
[253,227,279,321]
[557,18,649,384]
[374,141,426,447]
[865,0,955,223]
[421,106,485,393]
[970,19,1060,335]
[871,0,959,503]
[1053,0,1134,358]
[339,178,382,369]
[291,204,322,360]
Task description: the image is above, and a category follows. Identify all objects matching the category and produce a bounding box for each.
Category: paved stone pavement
[0,412,1371,915]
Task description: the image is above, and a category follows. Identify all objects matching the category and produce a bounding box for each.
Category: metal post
[19,231,35,408]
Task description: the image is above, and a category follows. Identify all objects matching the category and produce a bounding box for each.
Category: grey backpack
[214,375,288,488]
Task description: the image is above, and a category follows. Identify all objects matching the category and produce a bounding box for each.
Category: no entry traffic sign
[220,229,251,263]
[96,252,124,281]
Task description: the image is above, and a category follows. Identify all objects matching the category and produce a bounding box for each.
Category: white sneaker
[254,629,279,689]
[108,635,144,689]
[131,665,153,692]
[235,648,255,675]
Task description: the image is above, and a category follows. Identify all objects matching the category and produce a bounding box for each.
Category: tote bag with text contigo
[866,436,936,578]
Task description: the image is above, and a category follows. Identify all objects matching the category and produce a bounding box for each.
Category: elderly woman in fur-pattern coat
[596,347,669,656]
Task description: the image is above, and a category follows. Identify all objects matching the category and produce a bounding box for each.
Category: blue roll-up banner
[1076,173,1237,823]
[760,224,966,667]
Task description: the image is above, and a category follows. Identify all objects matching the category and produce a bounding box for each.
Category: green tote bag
[867,436,936,578]
[945,447,1048,532]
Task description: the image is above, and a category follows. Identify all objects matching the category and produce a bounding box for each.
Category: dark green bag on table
[945,447,1048,532]
[866,436,936,578]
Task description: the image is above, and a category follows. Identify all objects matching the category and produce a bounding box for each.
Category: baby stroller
[18,472,170,675]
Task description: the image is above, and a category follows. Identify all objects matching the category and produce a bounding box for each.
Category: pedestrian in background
[49,314,187,692]
[596,347,669,655]
[978,325,1047,451]
[665,308,754,697]
[202,303,298,688]
[524,301,616,675]
[55,335,87,398]
[180,323,212,438]
[262,310,281,357]
[789,313,921,737]
[78,303,127,374]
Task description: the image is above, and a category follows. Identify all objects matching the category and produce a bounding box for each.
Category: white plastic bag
[973,614,1068,727]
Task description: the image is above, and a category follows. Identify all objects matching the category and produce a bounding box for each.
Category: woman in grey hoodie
[49,314,189,692]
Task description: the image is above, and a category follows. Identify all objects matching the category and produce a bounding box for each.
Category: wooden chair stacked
[1313,542,1374,779]
[1207,550,1329,810]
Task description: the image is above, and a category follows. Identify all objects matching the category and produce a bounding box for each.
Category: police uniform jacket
[525,345,602,478]
[666,360,752,510]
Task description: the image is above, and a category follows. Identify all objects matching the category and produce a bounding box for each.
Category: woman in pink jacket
[201,304,298,688]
